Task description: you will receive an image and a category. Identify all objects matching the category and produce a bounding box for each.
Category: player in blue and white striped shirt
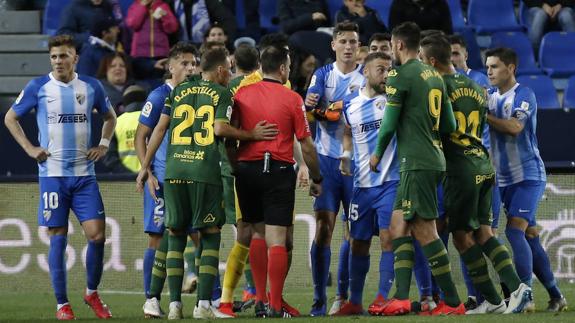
[4,35,116,320]
[336,52,399,316]
[304,21,365,316]
[486,48,566,311]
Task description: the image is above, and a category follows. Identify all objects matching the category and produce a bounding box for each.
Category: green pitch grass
[1,283,574,322]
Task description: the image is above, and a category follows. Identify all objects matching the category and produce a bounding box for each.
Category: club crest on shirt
[47,112,58,124]
[375,101,384,110]
[76,93,86,105]
[503,103,512,116]
[43,210,52,221]
[349,84,359,93]
[153,214,164,227]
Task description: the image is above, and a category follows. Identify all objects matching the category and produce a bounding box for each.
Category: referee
[232,45,322,318]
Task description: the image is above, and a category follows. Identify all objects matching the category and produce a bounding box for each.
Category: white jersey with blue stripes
[488,83,546,186]
[11,73,112,177]
[342,88,399,188]
[307,63,365,158]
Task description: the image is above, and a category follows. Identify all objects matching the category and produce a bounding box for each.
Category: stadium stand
[539,31,575,78]
[447,0,466,32]
[259,0,280,32]
[490,31,542,75]
[563,75,575,109]
[365,0,392,28]
[467,0,524,34]
[42,0,70,36]
[517,74,561,110]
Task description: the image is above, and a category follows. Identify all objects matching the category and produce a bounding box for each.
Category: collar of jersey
[333,62,362,77]
[497,82,519,97]
[49,72,78,87]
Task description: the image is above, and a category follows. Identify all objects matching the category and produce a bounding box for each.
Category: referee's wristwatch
[312,176,323,184]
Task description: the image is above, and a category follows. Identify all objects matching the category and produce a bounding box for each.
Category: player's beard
[372,81,386,95]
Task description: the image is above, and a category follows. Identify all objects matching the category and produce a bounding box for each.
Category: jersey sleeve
[139,89,166,128]
[439,81,456,134]
[384,69,405,109]
[293,95,311,140]
[342,98,351,126]
[162,94,173,116]
[91,78,112,114]
[512,87,537,125]
[11,80,39,117]
[215,89,234,123]
[305,67,326,110]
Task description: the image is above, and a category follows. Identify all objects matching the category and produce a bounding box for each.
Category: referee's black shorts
[235,159,296,227]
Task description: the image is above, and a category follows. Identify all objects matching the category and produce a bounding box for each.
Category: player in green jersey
[420,35,532,315]
[137,47,277,319]
[368,22,463,316]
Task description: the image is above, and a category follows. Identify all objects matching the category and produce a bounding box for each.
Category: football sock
[86,240,105,290]
[149,230,168,299]
[166,233,186,302]
[268,246,288,311]
[527,236,562,298]
[143,247,155,298]
[392,237,414,300]
[460,257,477,298]
[481,236,521,292]
[212,271,222,301]
[49,234,68,304]
[505,227,533,286]
[349,254,369,305]
[337,239,350,299]
[184,238,196,276]
[250,238,268,303]
[195,238,203,280]
[287,249,293,272]
[378,251,394,298]
[198,232,221,301]
[222,241,249,303]
[310,241,330,302]
[413,240,432,298]
[422,239,460,307]
[460,245,502,305]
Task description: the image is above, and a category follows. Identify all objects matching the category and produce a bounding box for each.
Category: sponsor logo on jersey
[352,119,381,134]
[388,70,398,77]
[203,213,215,223]
[141,101,152,117]
[75,93,86,105]
[386,85,397,96]
[48,112,88,124]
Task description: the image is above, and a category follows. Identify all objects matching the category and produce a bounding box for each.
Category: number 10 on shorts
[43,192,59,209]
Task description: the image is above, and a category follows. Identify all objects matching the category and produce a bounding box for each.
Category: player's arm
[439,86,456,134]
[4,108,50,162]
[486,114,524,137]
[300,136,322,197]
[135,123,152,165]
[305,68,325,111]
[371,105,400,172]
[487,88,534,137]
[293,137,309,187]
[340,126,353,176]
[87,109,117,161]
[136,113,170,194]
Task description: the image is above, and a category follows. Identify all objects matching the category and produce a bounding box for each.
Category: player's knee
[474,226,494,245]
[201,226,221,235]
[379,230,392,251]
[148,233,162,249]
[350,238,370,256]
[506,216,528,231]
[315,221,333,245]
[452,232,473,252]
[525,226,539,239]
[87,231,106,243]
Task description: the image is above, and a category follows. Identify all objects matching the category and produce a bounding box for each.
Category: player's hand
[369,154,381,173]
[339,157,352,176]
[305,93,319,108]
[297,165,309,188]
[146,172,160,203]
[309,182,322,197]
[87,145,108,162]
[136,168,149,193]
[251,120,279,141]
[26,146,50,163]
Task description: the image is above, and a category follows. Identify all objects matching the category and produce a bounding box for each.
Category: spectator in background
[355,46,369,64]
[97,53,139,114]
[278,0,334,64]
[166,0,237,46]
[103,85,148,173]
[336,0,388,46]
[221,0,261,40]
[389,0,453,35]
[204,24,232,51]
[523,0,575,52]
[368,32,392,57]
[57,0,117,49]
[126,0,179,79]
[77,16,120,77]
[289,48,317,99]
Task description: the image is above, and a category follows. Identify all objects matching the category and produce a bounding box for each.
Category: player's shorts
[500,180,546,227]
[144,181,165,234]
[491,183,501,229]
[313,154,354,221]
[38,176,105,227]
[349,180,398,241]
[445,172,495,232]
[222,175,237,225]
[164,179,225,230]
[235,160,296,227]
[394,170,444,221]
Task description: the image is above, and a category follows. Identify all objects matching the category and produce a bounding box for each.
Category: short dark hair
[169,42,199,60]
[420,35,452,66]
[200,47,229,72]
[368,32,391,45]
[448,34,467,48]
[364,52,392,66]
[258,33,289,50]
[260,46,289,74]
[204,24,227,39]
[420,29,445,39]
[485,47,518,67]
[199,41,226,56]
[391,22,421,51]
[333,21,359,39]
[48,34,76,51]
[234,44,259,72]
